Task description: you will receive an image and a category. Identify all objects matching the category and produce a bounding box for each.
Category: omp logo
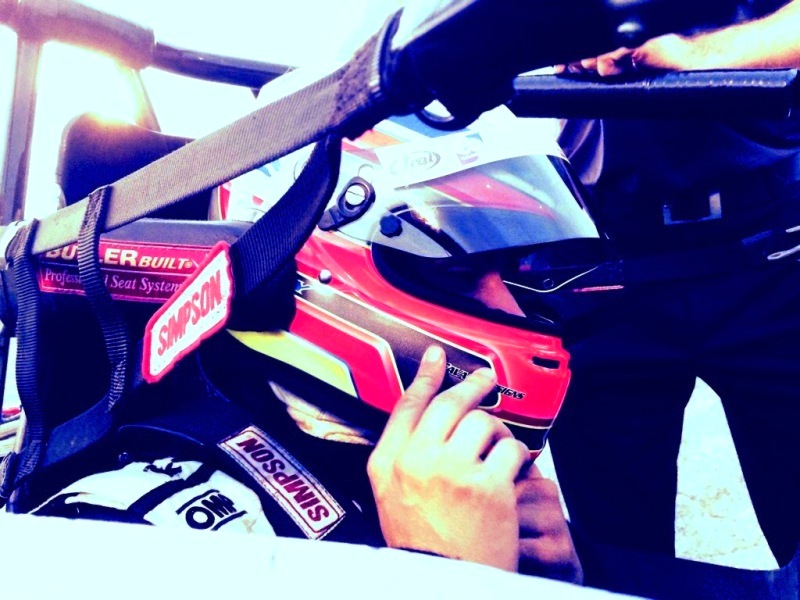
[219,426,345,540]
[176,490,246,531]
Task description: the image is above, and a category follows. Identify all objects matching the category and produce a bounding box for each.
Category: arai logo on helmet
[389,150,441,180]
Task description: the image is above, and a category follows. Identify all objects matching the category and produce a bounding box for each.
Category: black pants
[549,257,800,568]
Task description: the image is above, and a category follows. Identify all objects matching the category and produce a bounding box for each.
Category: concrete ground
[537,378,777,571]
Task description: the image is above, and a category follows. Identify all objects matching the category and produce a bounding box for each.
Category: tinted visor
[360,154,601,329]
[369,154,598,258]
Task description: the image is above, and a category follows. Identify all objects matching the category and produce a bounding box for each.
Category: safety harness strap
[1,188,132,500]
[76,186,131,413]
[13,136,338,490]
[5,222,44,490]
[227,136,341,329]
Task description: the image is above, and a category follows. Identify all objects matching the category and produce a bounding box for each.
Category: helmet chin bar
[505,422,551,456]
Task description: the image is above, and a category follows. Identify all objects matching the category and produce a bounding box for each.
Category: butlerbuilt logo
[143,242,234,383]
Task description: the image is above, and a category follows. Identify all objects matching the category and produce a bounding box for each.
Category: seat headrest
[57,113,209,220]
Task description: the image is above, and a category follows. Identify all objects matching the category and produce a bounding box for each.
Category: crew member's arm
[367,345,528,571]
[559,0,800,75]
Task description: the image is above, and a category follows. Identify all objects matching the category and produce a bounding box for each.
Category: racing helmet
[214,105,601,455]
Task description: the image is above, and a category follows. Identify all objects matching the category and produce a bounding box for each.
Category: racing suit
[548,0,800,570]
[31,332,386,546]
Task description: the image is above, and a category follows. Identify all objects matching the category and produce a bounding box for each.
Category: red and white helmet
[215,105,600,454]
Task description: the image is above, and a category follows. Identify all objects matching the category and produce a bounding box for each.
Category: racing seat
[9,115,248,508]
[56,112,209,219]
[36,115,216,425]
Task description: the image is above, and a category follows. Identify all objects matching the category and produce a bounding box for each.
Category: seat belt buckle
[662,192,722,226]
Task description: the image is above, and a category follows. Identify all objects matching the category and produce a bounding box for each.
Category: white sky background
[84,0,401,65]
[80,0,405,133]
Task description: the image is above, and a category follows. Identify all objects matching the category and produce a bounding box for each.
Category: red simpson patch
[219,426,345,540]
[143,242,234,383]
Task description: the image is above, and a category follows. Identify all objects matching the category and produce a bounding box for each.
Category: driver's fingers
[482,437,530,483]
[446,409,515,462]
[596,47,634,76]
[411,368,497,445]
[376,345,447,454]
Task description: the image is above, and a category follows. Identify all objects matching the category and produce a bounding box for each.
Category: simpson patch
[219,426,345,539]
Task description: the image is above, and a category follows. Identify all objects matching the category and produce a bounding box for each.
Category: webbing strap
[16,186,135,476]
[33,137,342,478]
[38,400,113,470]
[1,188,140,491]
[228,136,341,324]
[77,186,130,411]
[7,222,44,487]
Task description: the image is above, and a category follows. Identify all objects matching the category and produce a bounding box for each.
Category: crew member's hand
[554,33,710,76]
[367,345,529,571]
[516,465,583,584]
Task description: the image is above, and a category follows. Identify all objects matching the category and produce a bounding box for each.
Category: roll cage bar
[0,0,292,225]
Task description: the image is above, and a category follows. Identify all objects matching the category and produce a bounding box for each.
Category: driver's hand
[367,345,528,571]
[517,465,583,584]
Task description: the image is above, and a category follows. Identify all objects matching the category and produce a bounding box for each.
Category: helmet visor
[331,107,602,328]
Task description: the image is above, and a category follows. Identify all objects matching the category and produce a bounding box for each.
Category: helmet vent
[318,177,375,231]
[532,356,560,370]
